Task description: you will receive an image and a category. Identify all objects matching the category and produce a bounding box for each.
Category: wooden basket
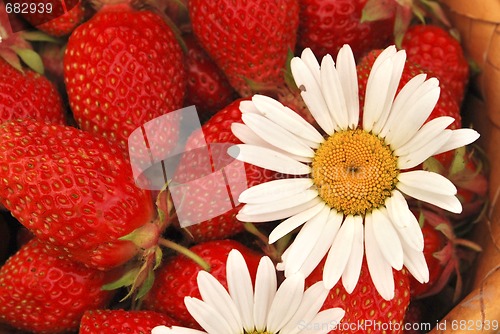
[431,1,500,333]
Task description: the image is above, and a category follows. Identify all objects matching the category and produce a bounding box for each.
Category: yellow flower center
[311,129,399,216]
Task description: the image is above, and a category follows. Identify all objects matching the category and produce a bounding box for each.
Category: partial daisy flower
[152,249,345,334]
[227,45,480,300]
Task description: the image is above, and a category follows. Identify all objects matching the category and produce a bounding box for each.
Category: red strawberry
[402,24,469,105]
[17,0,87,37]
[79,309,178,334]
[168,98,282,242]
[409,208,481,300]
[0,239,116,333]
[188,0,299,97]
[0,119,157,270]
[403,299,427,334]
[64,1,186,155]
[183,33,237,118]
[306,258,410,334]
[357,49,462,129]
[143,239,262,327]
[297,0,396,60]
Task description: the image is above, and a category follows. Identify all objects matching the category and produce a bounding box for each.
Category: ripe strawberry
[188,0,299,97]
[79,309,178,334]
[169,98,282,242]
[306,257,410,334]
[64,1,186,155]
[183,33,237,118]
[357,49,462,129]
[403,299,426,334]
[409,208,481,300]
[18,0,87,37]
[0,119,157,270]
[0,239,116,333]
[297,0,396,60]
[143,239,262,327]
[402,24,469,105]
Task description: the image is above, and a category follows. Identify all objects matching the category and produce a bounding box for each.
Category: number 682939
[5,2,53,14]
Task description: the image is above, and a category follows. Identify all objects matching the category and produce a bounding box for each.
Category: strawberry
[306,257,410,334]
[297,0,396,60]
[0,119,157,270]
[17,0,87,37]
[0,239,116,333]
[143,239,262,327]
[409,208,481,300]
[402,24,469,105]
[357,49,462,129]
[403,299,426,334]
[64,1,186,155]
[188,0,299,97]
[168,98,282,242]
[183,33,237,118]
[79,309,178,334]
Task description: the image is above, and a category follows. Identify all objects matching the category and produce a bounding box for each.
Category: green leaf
[13,48,44,74]
[21,31,59,43]
[101,267,140,291]
[135,269,155,300]
[450,146,467,176]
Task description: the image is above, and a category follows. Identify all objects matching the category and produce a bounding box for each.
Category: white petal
[239,100,260,114]
[283,206,331,276]
[364,213,395,301]
[184,297,233,334]
[393,116,455,154]
[253,256,277,331]
[397,182,462,213]
[385,79,440,148]
[226,250,254,331]
[240,190,319,216]
[336,45,359,129]
[323,216,355,289]
[341,215,364,293]
[252,94,324,145]
[294,209,344,278]
[398,170,457,195]
[197,271,242,333]
[397,130,452,169]
[153,326,207,334]
[385,190,411,228]
[402,241,429,283]
[266,273,305,333]
[371,209,404,270]
[237,197,323,223]
[268,202,325,244]
[291,57,335,134]
[320,54,349,130]
[279,282,330,334]
[306,308,345,334]
[239,178,314,204]
[392,209,424,252]
[228,144,311,175]
[433,128,480,155]
[300,48,321,83]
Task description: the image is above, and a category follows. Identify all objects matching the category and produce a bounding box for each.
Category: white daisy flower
[152,249,345,334]
[227,45,480,301]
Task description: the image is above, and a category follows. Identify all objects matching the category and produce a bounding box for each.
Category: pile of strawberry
[0,0,489,333]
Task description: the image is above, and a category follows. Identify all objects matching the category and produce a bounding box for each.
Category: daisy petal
[364,213,395,301]
[239,100,260,114]
[252,94,324,145]
[320,54,349,130]
[402,241,429,283]
[226,250,254,331]
[300,48,321,83]
[266,273,305,333]
[239,178,314,204]
[268,202,325,244]
[385,190,412,228]
[323,216,355,289]
[240,189,319,215]
[336,44,359,129]
[363,57,393,133]
[397,183,463,213]
[153,326,207,334]
[291,56,335,134]
[398,170,457,195]
[433,128,480,155]
[197,271,242,333]
[253,256,277,331]
[393,210,424,252]
[372,209,403,270]
[307,308,346,334]
[397,130,452,169]
[341,215,364,293]
[237,197,323,222]
[294,209,344,277]
[228,144,311,175]
[283,206,330,276]
[184,297,233,334]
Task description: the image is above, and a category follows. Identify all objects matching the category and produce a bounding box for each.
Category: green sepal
[101,267,140,291]
[13,47,44,74]
[154,246,163,270]
[361,0,396,23]
[136,268,155,300]
[418,210,425,228]
[449,146,467,176]
[283,48,297,91]
[21,31,59,43]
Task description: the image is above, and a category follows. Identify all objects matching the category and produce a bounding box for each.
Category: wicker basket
[430,1,500,333]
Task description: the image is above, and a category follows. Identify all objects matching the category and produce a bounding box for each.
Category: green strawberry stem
[157,238,211,271]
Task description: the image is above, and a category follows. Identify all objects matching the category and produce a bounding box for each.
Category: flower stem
[158,238,211,271]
